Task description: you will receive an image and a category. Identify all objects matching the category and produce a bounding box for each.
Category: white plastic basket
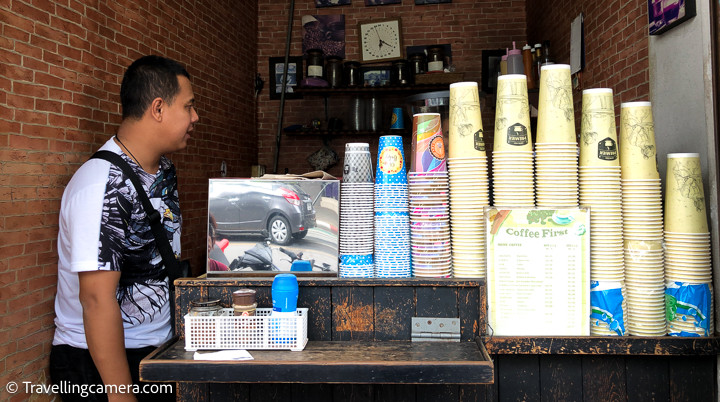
[184,308,308,351]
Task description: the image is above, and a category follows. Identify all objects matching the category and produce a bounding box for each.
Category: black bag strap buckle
[146,209,161,225]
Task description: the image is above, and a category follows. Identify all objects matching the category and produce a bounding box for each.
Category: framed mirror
[207,179,340,277]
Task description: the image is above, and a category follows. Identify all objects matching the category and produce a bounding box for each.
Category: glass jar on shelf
[306,49,325,78]
[426,45,446,73]
[408,52,427,77]
[391,59,410,86]
[189,299,223,316]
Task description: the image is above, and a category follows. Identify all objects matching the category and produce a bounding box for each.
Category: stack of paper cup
[624,240,665,336]
[339,143,375,278]
[590,281,628,336]
[666,282,714,337]
[663,153,714,335]
[374,136,412,278]
[409,113,452,278]
[535,64,579,207]
[579,89,624,282]
[448,82,489,278]
[493,74,534,206]
[579,88,626,335]
[619,101,665,336]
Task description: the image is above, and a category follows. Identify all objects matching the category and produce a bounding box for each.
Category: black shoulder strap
[90,150,182,283]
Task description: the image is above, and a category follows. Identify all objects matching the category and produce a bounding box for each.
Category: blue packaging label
[590,281,626,336]
[666,282,711,337]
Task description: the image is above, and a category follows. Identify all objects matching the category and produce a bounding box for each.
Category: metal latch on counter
[411,317,460,342]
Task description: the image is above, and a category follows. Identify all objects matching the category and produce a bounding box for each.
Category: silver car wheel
[271,219,288,242]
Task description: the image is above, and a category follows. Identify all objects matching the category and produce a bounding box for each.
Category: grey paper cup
[343,150,374,183]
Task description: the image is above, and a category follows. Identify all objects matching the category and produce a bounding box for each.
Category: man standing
[50,55,198,401]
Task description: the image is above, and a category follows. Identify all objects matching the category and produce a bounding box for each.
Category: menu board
[486,207,590,336]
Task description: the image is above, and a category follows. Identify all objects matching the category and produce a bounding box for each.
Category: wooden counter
[140,278,717,401]
[142,337,493,384]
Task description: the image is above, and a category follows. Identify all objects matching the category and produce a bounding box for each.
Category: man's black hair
[120,55,190,120]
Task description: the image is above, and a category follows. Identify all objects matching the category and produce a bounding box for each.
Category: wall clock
[358,18,403,63]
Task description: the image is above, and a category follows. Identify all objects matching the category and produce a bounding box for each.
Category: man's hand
[79,270,138,402]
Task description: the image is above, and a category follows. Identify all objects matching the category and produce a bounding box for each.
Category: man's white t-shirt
[53,138,180,349]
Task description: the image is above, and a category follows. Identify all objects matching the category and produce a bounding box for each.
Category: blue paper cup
[340,254,374,265]
[391,107,405,129]
[376,136,408,185]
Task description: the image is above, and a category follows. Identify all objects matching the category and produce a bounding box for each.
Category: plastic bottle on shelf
[506,42,524,75]
[523,44,536,89]
[541,40,555,68]
[534,43,542,81]
[500,48,508,76]
[270,274,299,346]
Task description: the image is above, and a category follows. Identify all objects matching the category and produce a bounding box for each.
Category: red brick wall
[0,1,257,399]
[257,0,527,177]
[526,0,650,126]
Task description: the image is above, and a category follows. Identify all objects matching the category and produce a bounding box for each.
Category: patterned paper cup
[619,102,659,180]
[376,135,408,185]
[449,81,486,158]
[579,88,619,167]
[494,75,533,152]
[536,65,575,143]
[343,143,374,183]
[411,113,447,174]
[664,153,709,233]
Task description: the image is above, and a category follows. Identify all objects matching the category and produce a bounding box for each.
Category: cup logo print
[597,137,617,161]
[494,79,529,133]
[379,146,403,174]
[474,129,485,152]
[391,113,397,125]
[506,123,528,146]
[429,136,445,159]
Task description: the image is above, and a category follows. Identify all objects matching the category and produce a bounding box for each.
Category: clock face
[360,20,402,62]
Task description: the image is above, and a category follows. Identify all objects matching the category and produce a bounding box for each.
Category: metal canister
[365,96,383,132]
[348,95,366,131]
[344,61,362,87]
[326,56,344,88]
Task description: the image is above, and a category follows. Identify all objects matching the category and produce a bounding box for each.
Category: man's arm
[79,270,137,402]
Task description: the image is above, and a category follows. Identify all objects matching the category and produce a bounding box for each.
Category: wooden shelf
[284,129,410,136]
[182,277,483,287]
[295,84,449,95]
[484,335,720,356]
[140,337,494,384]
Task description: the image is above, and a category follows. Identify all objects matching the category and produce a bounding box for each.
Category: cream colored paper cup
[664,153,708,233]
[494,75,533,152]
[619,102,659,180]
[580,89,619,167]
[449,82,486,158]
[536,65,575,143]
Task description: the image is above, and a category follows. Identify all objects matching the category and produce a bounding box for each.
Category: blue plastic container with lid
[272,274,299,313]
